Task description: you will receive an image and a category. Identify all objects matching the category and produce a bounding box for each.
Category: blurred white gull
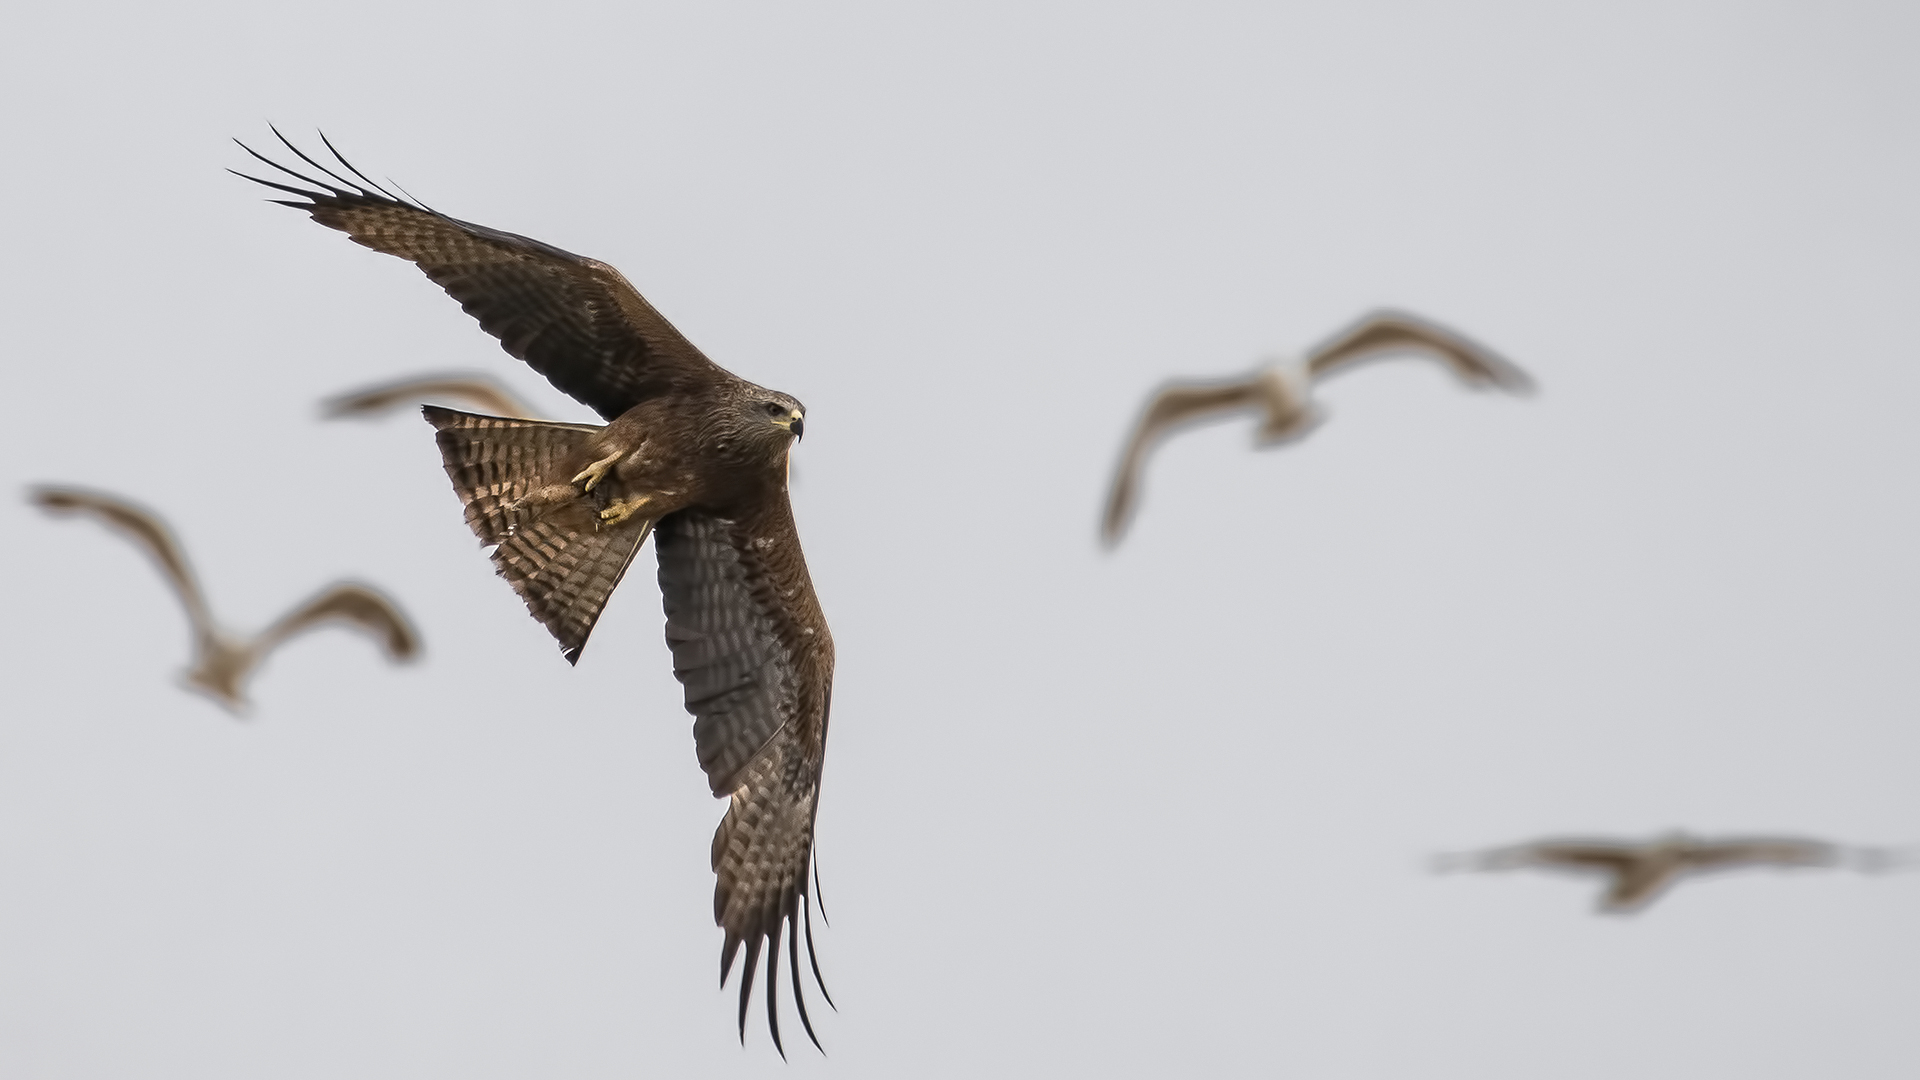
[1434,831,1918,913]
[30,485,420,716]
[1100,309,1532,545]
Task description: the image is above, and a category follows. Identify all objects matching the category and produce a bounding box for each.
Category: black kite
[237,131,834,1054]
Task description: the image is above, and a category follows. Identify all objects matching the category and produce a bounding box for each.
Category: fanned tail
[424,406,650,662]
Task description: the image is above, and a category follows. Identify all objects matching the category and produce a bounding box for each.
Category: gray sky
[4,2,1919,1077]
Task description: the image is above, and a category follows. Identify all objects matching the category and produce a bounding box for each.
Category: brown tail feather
[423,406,651,663]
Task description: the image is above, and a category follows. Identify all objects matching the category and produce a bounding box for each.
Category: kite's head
[765,397,806,442]
[718,386,807,466]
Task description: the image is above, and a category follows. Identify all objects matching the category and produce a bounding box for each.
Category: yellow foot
[599,496,651,527]
[571,451,623,493]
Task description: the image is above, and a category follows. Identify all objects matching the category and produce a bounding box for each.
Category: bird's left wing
[235,130,726,421]
[254,582,422,663]
[28,485,215,637]
[654,506,833,1057]
[1307,309,1534,391]
[1101,377,1264,544]
[1472,840,1642,873]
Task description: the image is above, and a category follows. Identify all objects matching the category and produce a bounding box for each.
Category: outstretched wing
[655,506,834,1056]
[1684,838,1839,872]
[323,371,542,420]
[1307,309,1534,391]
[235,129,727,421]
[254,582,422,662]
[28,485,213,638]
[1464,840,1643,873]
[1100,377,1265,545]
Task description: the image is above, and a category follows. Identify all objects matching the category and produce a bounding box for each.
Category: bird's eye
[764,402,787,417]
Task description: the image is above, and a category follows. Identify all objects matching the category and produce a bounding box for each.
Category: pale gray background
[3,2,1918,1077]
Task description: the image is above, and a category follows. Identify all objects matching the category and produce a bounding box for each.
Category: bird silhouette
[321,371,540,420]
[30,485,420,715]
[1100,309,1532,544]
[1434,831,1916,913]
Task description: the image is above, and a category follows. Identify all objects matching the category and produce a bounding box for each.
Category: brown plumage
[1435,831,1916,913]
[1100,310,1533,545]
[29,485,419,715]
[237,130,834,1054]
[322,371,541,420]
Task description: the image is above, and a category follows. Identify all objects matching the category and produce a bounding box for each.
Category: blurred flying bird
[1434,831,1915,914]
[29,485,420,715]
[322,371,540,420]
[237,129,835,1055]
[1100,309,1533,544]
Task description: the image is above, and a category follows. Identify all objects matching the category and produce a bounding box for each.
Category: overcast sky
[4,2,1920,1077]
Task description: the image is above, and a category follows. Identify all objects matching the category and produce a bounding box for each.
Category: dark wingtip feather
[788,905,824,1052]
[803,892,835,1011]
[227,169,322,203]
[316,129,409,204]
[720,930,742,989]
[812,849,830,927]
[272,124,369,197]
[765,922,786,1060]
[736,937,763,1044]
[231,138,348,199]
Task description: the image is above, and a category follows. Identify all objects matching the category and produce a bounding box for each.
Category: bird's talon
[572,452,622,493]
[599,497,649,526]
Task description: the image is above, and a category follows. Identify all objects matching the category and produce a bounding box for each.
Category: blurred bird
[1100,309,1533,544]
[29,486,420,715]
[238,129,835,1054]
[1434,831,1916,914]
[321,371,540,420]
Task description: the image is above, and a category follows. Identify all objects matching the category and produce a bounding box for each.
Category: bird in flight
[30,486,420,715]
[322,371,541,420]
[236,130,835,1054]
[1099,309,1533,545]
[1434,831,1914,913]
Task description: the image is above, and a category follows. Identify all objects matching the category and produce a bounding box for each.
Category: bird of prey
[29,485,420,715]
[322,371,541,420]
[236,130,835,1054]
[1434,831,1915,914]
[1100,309,1533,544]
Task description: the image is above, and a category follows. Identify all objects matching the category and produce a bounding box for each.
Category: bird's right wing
[253,582,422,663]
[1100,378,1263,544]
[1306,309,1534,392]
[323,372,541,421]
[28,486,214,638]
[655,506,834,1057]
[1684,839,1838,871]
[235,130,728,421]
